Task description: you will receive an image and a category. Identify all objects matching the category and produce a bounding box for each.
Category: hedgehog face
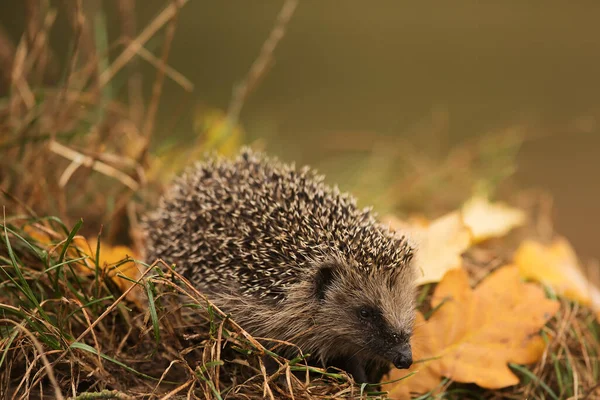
[313,261,416,369]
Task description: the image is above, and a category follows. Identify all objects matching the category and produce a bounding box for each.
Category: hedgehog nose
[392,346,412,369]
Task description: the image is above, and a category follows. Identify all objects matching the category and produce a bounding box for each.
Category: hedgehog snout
[391,344,412,369]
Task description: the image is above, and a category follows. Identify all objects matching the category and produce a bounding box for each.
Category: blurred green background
[1,1,599,261]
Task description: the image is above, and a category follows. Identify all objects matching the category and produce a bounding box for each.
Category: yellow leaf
[386,266,559,398]
[20,229,145,308]
[97,243,140,289]
[515,238,600,316]
[73,238,145,309]
[387,212,471,285]
[23,225,53,245]
[462,196,526,243]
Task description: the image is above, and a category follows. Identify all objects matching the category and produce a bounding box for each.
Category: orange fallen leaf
[387,212,471,285]
[83,239,144,305]
[23,225,54,244]
[92,241,140,290]
[515,238,600,318]
[22,226,144,307]
[386,266,559,398]
[462,196,526,243]
[68,237,144,308]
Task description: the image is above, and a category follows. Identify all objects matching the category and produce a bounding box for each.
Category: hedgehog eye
[359,307,372,319]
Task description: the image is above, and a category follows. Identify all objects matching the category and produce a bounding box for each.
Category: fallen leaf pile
[385,195,525,285]
[383,195,600,398]
[387,267,559,398]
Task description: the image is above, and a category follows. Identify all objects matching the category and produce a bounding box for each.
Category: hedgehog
[143,148,417,383]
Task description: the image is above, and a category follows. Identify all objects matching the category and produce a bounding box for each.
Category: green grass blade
[2,218,48,320]
[2,224,47,260]
[0,327,20,370]
[195,363,224,400]
[42,216,71,236]
[94,232,101,298]
[416,283,431,307]
[509,363,559,400]
[65,296,114,321]
[145,280,161,345]
[70,341,156,380]
[0,304,26,319]
[53,219,91,304]
[42,256,89,274]
[58,219,83,264]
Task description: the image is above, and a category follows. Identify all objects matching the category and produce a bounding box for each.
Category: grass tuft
[2,217,599,398]
[0,217,362,398]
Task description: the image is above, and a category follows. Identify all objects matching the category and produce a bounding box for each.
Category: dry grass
[0,216,362,399]
[1,1,599,399]
[1,201,599,399]
[0,0,191,244]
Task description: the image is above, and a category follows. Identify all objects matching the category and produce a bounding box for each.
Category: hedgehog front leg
[330,356,368,383]
[345,360,368,383]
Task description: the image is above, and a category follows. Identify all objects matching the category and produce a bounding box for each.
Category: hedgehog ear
[314,263,340,301]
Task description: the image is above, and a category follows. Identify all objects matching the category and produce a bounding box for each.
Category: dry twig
[98,0,188,88]
[225,0,299,129]
[48,140,139,190]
